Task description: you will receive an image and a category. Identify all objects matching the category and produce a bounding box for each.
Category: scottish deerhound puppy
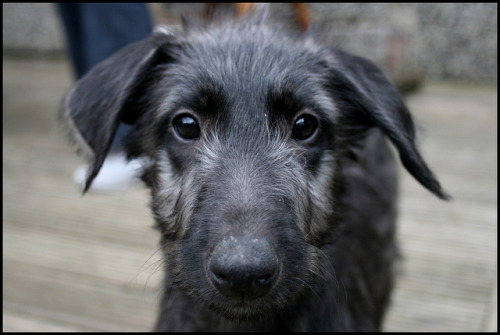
[60,10,448,332]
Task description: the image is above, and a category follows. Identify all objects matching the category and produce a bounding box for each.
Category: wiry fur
[60,11,448,332]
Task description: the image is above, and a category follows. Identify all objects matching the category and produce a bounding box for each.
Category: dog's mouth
[205,291,282,321]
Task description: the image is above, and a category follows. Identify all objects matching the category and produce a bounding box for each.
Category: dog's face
[61,17,448,322]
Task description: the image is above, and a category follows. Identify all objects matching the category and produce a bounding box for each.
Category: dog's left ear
[60,31,177,192]
[327,49,450,200]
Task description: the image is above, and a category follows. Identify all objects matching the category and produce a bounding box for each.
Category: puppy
[61,9,448,332]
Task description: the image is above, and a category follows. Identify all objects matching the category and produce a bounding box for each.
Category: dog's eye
[173,114,200,140]
[292,114,318,141]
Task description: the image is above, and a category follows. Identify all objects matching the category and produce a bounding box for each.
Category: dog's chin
[206,296,279,322]
[197,281,309,323]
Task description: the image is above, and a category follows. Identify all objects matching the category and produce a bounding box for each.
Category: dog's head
[61,13,448,322]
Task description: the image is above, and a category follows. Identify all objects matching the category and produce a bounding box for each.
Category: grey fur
[60,12,448,332]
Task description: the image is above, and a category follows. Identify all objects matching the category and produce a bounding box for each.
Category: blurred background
[3,3,497,331]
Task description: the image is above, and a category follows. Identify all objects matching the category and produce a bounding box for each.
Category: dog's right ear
[60,30,177,192]
[326,49,450,200]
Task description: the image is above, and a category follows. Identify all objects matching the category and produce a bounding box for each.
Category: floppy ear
[60,30,177,192]
[328,49,450,200]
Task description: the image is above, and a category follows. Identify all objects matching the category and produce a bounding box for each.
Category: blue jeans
[57,3,153,152]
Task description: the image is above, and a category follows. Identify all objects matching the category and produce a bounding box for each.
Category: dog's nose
[208,236,279,300]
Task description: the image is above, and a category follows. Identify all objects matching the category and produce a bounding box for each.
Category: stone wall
[308,3,497,83]
[3,3,497,83]
[415,3,497,82]
[2,3,66,57]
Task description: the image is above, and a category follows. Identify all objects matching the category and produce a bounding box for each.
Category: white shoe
[73,154,142,191]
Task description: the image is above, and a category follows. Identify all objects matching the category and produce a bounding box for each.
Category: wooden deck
[3,58,497,332]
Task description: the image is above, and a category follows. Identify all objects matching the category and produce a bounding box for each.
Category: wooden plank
[3,59,497,332]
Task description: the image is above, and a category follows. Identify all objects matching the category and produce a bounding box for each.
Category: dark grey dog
[60,12,448,332]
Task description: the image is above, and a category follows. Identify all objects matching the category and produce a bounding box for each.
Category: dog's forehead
[186,26,320,84]
[160,24,334,123]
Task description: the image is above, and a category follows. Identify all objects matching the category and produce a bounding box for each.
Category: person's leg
[58,3,152,78]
